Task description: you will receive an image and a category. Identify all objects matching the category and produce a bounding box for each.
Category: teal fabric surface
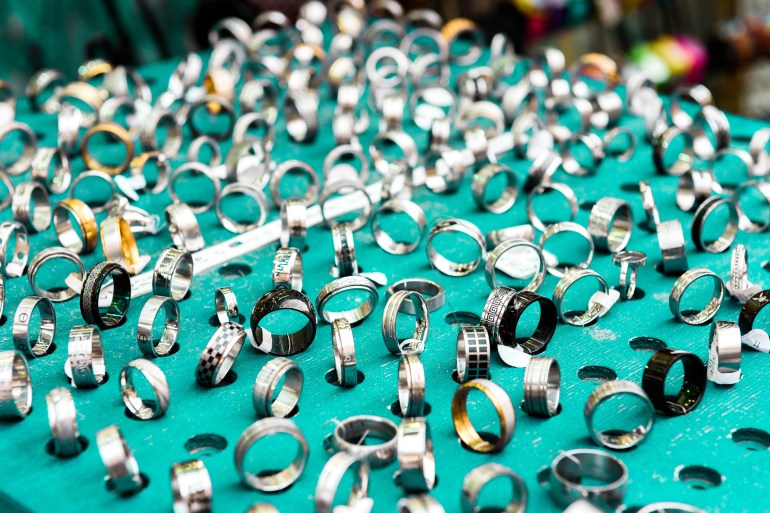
[0,52,769,513]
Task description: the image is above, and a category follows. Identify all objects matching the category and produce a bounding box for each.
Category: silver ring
[270,160,320,207]
[280,198,307,250]
[27,247,85,302]
[171,460,212,513]
[253,357,303,418]
[315,452,370,513]
[323,144,370,185]
[235,418,309,491]
[66,325,107,388]
[169,163,221,214]
[53,198,98,254]
[657,219,689,275]
[120,358,170,420]
[546,448,628,510]
[522,356,560,417]
[320,180,373,232]
[187,135,222,166]
[0,221,29,278]
[153,247,193,301]
[613,250,647,300]
[26,68,66,113]
[691,196,738,253]
[195,322,246,387]
[0,350,32,419]
[750,127,770,177]
[708,320,742,385]
[669,267,724,325]
[0,171,14,211]
[46,387,84,457]
[31,147,71,194]
[371,199,427,255]
[471,163,518,213]
[272,247,303,291]
[386,278,445,314]
[426,217,486,277]
[69,170,117,214]
[139,108,183,157]
[383,291,430,354]
[233,112,275,150]
[239,79,278,125]
[526,182,578,232]
[215,287,238,325]
[692,105,730,160]
[653,126,694,176]
[97,425,145,495]
[670,84,713,129]
[369,130,419,176]
[129,151,171,194]
[676,170,715,212]
[224,140,270,184]
[732,180,770,233]
[398,354,426,416]
[553,269,608,326]
[395,417,436,493]
[485,239,546,292]
[456,326,491,383]
[13,296,56,358]
[188,95,236,141]
[584,379,654,449]
[728,244,753,302]
[639,180,660,231]
[316,276,379,324]
[165,202,205,252]
[539,221,595,278]
[461,463,527,513]
[331,414,398,469]
[284,90,319,143]
[561,133,605,176]
[587,197,633,253]
[216,182,269,233]
[603,126,636,162]
[708,148,754,191]
[332,222,359,278]
[12,180,51,233]
[639,503,706,513]
[480,286,517,347]
[0,122,37,175]
[332,318,358,387]
[137,295,180,357]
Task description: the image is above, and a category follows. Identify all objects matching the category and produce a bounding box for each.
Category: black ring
[250,288,317,356]
[641,348,706,416]
[80,261,132,329]
[508,291,557,354]
[738,289,770,335]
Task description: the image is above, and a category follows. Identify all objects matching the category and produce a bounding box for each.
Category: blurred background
[1,0,770,117]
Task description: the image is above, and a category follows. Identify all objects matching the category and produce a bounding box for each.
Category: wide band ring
[272,247,303,291]
[588,197,633,253]
[372,199,427,255]
[553,269,609,326]
[12,180,51,233]
[66,325,107,387]
[691,196,738,253]
[100,215,141,274]
[398,354,426,416]
[171,460,212,513]
[97,425,144,495]
[46,387,84,457]
[452,378,515,453]
[0,221,28,278]
[526,182,578,232]
[395,417,436,493]
[507,291,557,353]
[584,379,654,449]
[332,318,358,387]
[547,449,628,510]
[31,147,71,194]
[739,289,770,334]
[708,320,742,385]
[284,90,320,143]
[316,276,379,324]
[539,221,595,278]
[27,247,85,302]
[471,163,518,213]
[426,217,486,277]
[165,202,205,252]
[195,321,246,387]
[280,198,308,249]
[137,295,180,357]
[386,278,445,314]
[461,463,527,513]
[669,267,724,325]
[120,358,170,420]
[642,349,706,416]
[153,248,193,301]
[522,356,561,417]
[485,239,546,292]
[251,288,317,356]
[315,452,370,513]
[456,326,491,383]
[331,414,398,469]
[382,291,430,354]
[480,286,517,347]
[253,357,303,418]
[139,108,183,157]
[54,198,98,254]
[656,219,688,275]
[13,296,56,358]
[0,350,32,419]
[80,123,135,176]
[653,126,694,176]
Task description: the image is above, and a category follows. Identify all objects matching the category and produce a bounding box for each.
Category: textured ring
[452,379,515,453]
[332,318,358,387]
[382,291,430,354]
[461,463,527,513]
[0,350,32,419]
[642,349,706,416]
[280,198,308,249]
[171,460,212,513]
[316,276,379,324]
[331,415,398,469]
[137,295,180,357]
[27,247,85,302]
[480,286,517,347]
[272,247,303,291]
[395,417,436,493]
[120,358,170,420]
[215,287,238,325]
[456,326,491,382]
[522,356,561,417]
[66,325,107,387]
[253,357,303,418]
[195,321,246,387]
[153,248,193,301]
[669,267,724,325]
[332,222,359,278]
[13,296,56,358]
[553,269,609,326]
[587,197,633,253]
[584,380,654,449]
[251,288,317,356]
[398,354,426,416]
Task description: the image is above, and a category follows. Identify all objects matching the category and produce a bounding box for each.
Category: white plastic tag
[495,249,558,280]
[727,283,762,304]
[741,329,770,353]
[497,344,532,368]
[589,289,620,317]
[334,497,374,513]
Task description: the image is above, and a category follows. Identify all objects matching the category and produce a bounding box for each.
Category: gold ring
[451,378,516,453]
[53,198,98,254]
[100,215,140,273]
[80,123,135,176]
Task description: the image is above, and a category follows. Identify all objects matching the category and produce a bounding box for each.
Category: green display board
[0,50,768,513]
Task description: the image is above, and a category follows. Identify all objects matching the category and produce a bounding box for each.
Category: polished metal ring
[66,325,107,388]
[272,247,303,291]
[691,196,738,253]
[45,387,84,457]
[27,247,85,302]
[546,448,628,510]
[371,199,427,255]
[280,198,308,249]
[332,222,359,278]
[669,267,724,325]
[315,452,370,513]
[485,239,546,292]
[0,221,29,278]
[195,322,246,387]
[165,202,205,252]
[319,180,373,232]
[587,197,633,253]
[316,276,379,324]
[584,379,654,449]
[522,356,560,417]
[53,198,98,254]
[426,217,486,277]
[398,354,426,416]
[31,147,72,194]
[526,182,578,232]
[170,460,212,513]
[168,162,221,214]
[332,318,358,387]
[471,163,518,213]
[395,417,436,493]
[386,278,445,314]
[12,180,51,233]
[253,357,303,418]
[461,463,527,513]
[137,295,180,357]
[270,160,320,207]
[13,296,56,358]
[119,358,170,420]
[216,182,269,233]
[452,379,515,453]
[0,350,32,419]
[382,291,430,354]
[732,180,770,233]
[552,269,609,326]
[153,248,193,301]
[539,221,595,278]
[331,414,399,469]
[613,250,647,300]
[656,219,688,275]
[97,425,145,495]
[69,170,117,214]
[215,287,238,325]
